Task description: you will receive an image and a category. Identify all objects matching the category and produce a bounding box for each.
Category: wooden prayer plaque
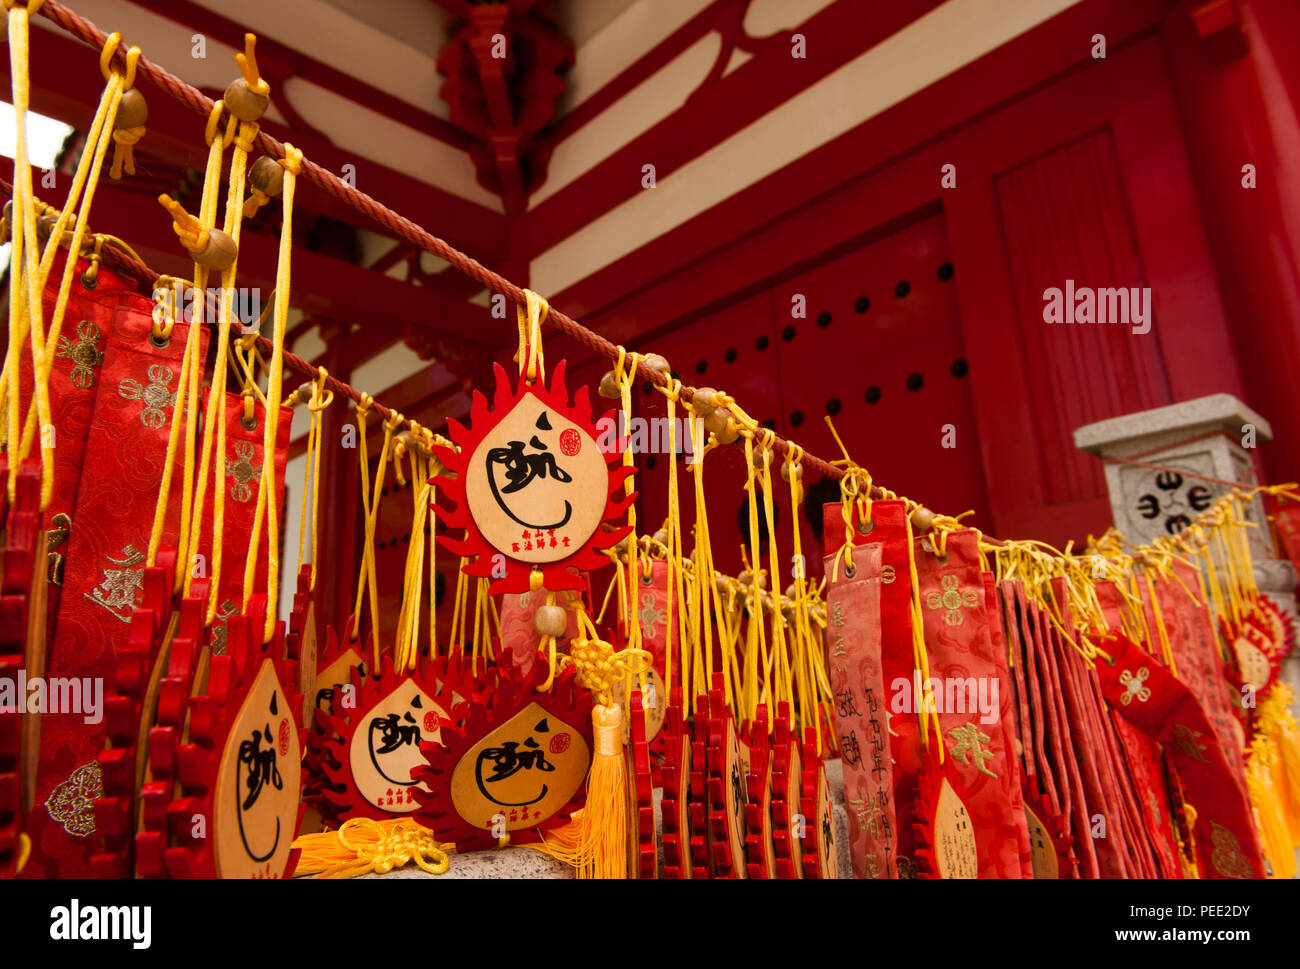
[720,719,747,878]
[932,778,978,879]
[315,646,363,713]
[212,657,301,879]
[434,362,633,594]
[464,395,608,564]
[1024,804,1059,879]
[1233,636,1270,692]
[448,700,591,833]
[347,679,446,814]
[813,765,838,880]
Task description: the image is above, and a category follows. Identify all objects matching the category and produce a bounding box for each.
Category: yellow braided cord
[241,145,301,640]
[3,4,45,500]
[514,289,548,383]
[356,413,399,665]
[292,818,454,878]
[906,511,942,760]
[299,369,332,591]
[176,123,228,592]
[6,35,131,503]
[205,115,257,622]
[349,397,373,641]
[395,443,433,672]
[614,349,643,656]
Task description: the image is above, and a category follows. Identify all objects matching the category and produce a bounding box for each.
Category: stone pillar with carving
[1074,394,1300,712]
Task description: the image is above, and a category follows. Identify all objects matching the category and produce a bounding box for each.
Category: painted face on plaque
[434,361,634,594]
[215,658,301,878]
[350,681,445,813]
[467,404,607,563]
[450,701,591,831]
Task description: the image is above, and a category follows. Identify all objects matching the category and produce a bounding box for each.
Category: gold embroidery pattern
[638,597,666,641]
[926,575,978,626]
[225,441,263,503]
[46,512,71,586]
[55,320,104,389]
[210,599,238,656]
[84,544,146,622]
[1171,724,1210,764]
[947,722,998,778]
[45,762,103,838]
[1209,822,1251,879]
[1119,667,1151,705]
[118,364,176,428]
[850,795,887,840]
[896,854,919,879]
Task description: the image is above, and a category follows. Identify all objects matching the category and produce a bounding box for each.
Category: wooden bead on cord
[115,88,148,129]
[534,604,568,638]
[780,460,801,483]
[643,353,671,375]
[192,228,238,271]
[909,506,934,534]
[691,388,719,416]
[248,156,285,197]
[704,405,739,444]
[598,371,620,399]
[224,77,269,122]
[35,212,58,241]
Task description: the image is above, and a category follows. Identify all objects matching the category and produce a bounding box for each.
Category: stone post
[1074,393,1299,709]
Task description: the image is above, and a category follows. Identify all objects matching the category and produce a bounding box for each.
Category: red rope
[34,0,849,481]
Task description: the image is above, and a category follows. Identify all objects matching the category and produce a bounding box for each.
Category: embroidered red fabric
[23,286,205,878]
[822,544,895,878]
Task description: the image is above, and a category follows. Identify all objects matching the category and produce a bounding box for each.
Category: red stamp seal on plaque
[559,428,581,456]
[278,718,291,757]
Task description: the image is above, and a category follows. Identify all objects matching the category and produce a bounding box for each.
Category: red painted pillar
[1160,0,1300,483]
[315,324,361,636]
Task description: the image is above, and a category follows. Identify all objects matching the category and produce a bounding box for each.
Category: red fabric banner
[824,499,923,874]
[823,544,895,878]
[910,529,1027,878]
[22,291,204,878]
[1094,633,1266,878]
[18,256,137,629]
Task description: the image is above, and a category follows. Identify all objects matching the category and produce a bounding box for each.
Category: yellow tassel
[1245,731,1297,879]
[528,703,629,878]
[290,817,455,879]
[1259,682,1300,846]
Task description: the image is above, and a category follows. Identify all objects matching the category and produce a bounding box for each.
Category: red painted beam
[468,5,527,214]
[123,0,472,151]
[21,20,511,263]
[542,0,733,146]
[520,0,946,255]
